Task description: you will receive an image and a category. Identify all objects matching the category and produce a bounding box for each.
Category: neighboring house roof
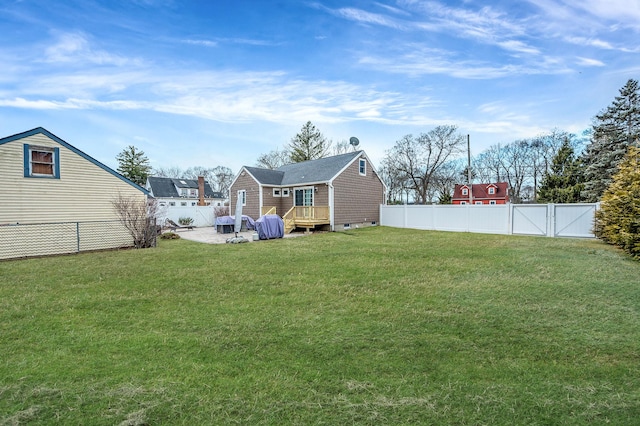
[147,176,224,198]
[453,182,510,201]
[243,151,364,186]
[0,127,148,195]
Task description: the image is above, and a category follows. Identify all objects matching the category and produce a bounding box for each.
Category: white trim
[273,188,282,197]
[359,158,366,176]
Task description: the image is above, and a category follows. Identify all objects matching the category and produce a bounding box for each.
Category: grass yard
[1,227,639,425]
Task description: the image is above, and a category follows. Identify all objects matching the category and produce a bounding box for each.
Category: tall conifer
[582,79,640,201]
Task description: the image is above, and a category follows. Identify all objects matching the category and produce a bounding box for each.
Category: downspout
[258,184,263,216]
[328,181,335,231]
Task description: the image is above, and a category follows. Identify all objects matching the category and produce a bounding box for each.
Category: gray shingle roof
[147,176,223,198]
[245,151,362,186]
[244,167,285,185]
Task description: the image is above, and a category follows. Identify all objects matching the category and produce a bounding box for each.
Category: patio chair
[165,219,193,231]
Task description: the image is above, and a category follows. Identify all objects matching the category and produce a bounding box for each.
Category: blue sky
[1,0,638,173]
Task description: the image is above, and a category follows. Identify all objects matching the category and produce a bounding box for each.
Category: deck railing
[261,206,277,216]
[282,206,330,233]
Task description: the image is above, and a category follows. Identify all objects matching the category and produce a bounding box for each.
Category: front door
[294,188,313,207]
[294,188,313,218]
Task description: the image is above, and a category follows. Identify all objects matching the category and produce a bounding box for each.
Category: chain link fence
[0,220,154,261]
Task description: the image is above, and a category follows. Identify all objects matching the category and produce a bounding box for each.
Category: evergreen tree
[288,121,330,163]
[594,146,640,258]
[537,137,584,203]
[582,79,640,201]
[116,145,151,186]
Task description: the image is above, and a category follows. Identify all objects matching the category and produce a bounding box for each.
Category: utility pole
[467,134,473,204]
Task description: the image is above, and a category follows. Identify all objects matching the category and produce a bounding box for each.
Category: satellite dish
[349,136,360,147]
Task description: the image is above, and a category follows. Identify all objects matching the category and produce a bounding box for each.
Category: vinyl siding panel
[0,133,145,224]
[333,157,384,229]
[229,170,261,219]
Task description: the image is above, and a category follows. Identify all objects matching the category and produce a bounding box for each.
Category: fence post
[403,204,408,228]
[547,204,554,237]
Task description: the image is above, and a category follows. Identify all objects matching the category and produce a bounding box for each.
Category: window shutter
[23,144,30,177]
[54,147,60,178]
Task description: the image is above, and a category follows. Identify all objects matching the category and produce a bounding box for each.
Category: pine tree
[288,121,330,163]
[537,138,584,203]
[116,145,151,186]
[582,79,640,201]
[594,146,640,258]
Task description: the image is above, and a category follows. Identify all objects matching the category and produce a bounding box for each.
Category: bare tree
[152,166,183,178]
[433,159,465,204]
[384,125,466,204]
[255,148,290,169]
[500,140,531,203]
[112,194,159,248]
[209,166,234,194]
[332,140,355,155]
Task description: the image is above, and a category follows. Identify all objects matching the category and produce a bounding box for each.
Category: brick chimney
[198,176,206,206]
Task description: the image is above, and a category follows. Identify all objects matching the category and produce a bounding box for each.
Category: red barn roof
[452,182,510,204]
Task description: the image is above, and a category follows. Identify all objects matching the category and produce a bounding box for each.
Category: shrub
[178,217,194,226]
[594,146,640,259]
[160,232,181,240]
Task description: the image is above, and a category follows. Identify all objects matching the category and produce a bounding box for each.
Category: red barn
[452,182,509,205]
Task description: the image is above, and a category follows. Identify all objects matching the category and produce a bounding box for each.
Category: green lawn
[1,227,639,425]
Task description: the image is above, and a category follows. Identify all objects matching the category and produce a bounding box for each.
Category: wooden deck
[274,206,330,233]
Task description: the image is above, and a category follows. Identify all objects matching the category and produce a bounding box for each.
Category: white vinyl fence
[157,205,217,227]
[380,203,599,238]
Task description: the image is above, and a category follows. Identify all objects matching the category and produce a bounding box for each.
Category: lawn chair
[165,219,193,231]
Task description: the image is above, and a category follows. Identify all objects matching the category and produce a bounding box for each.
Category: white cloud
[183,39,218,47]
[575,57,605,67]
[331,7,405,29]
[42,32,144,67]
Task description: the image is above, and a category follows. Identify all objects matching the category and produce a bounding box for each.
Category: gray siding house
[229,151,386,232]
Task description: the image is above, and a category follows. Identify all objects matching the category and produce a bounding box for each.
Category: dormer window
[462,188,468,196]
[488,187,495,195]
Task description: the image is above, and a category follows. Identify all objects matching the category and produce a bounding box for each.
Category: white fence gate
[380,203,599,238]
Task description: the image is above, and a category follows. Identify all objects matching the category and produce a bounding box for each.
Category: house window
[273,188,281,197]
[189,189,197,197]
[181,201,187,206]
[191,202,197,206]
[475,201,483,205]
[238,190,246,206]
[181,189,188,197]
[488,187,495,195]
[169,202,176,206]
[359,159,366,176]
[282,189,290,197]
[462,188,468,196]
[460,201,467,205]
[490,200,497,205]
[294,187,313,207]
[344,223,351,229]
[24,144,60,178]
